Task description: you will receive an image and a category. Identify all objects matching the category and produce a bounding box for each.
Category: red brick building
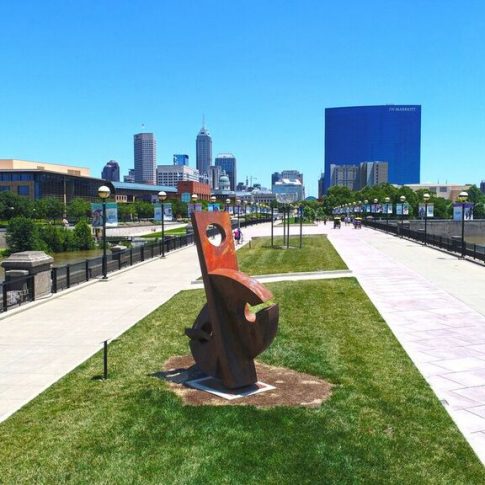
[177,180,211,201]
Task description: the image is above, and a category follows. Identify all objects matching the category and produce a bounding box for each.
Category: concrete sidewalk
[324,223,485,464]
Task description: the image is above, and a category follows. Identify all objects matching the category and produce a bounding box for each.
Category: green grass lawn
[237,235,347,275]
[0,279,482,483]
[142,227,187,239]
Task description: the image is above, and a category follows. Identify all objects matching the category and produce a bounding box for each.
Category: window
[0,186,10,192]
[17,185,30,196]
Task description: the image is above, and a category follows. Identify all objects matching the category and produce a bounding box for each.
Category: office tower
[208,165,221,190]
[101,160,120,182]
[324,105,421,192]
[123,168,135,183]
[173,154,189,166]
[215,153,237,191]
[196,125,212,175]
[272,169,305,201]
[271,172,281,186]
[134,132,156,184]
[330,164,360,191]
[156,165,199,186]
[480,180,485,194]
[318,173,325,199]
[359,161,388,188]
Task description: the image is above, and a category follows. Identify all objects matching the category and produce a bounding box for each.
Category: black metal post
[102,201,107,279]
[461,201,466,258]
[271,206,274,248]
[237,205,240,228]
[299,205,303,248]
[103,340,108,379]
[400,206,404,238]
[282,206,286,245]
[161,204,165,258]
[286,205,290,249]
[424,202,428,245]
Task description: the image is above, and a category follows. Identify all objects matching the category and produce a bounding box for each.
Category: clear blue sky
[1,0,484,196]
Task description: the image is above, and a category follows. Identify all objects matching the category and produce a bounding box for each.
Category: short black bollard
[103,340,108,379]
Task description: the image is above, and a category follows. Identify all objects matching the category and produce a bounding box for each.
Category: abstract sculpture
[186,212,279,389]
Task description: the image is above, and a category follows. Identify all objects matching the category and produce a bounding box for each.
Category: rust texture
[186,212,279,389]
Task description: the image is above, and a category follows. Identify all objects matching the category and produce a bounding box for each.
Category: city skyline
[1,2,485,196]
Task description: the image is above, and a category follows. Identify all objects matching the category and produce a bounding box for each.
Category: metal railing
[50,216,271,294]
[363,219,485,264]
[1,274,35,312]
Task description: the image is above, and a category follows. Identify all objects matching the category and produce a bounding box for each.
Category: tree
[36,197,65,222]
[67,198,91,222]
[0,192,33,219]
[134,201,154,219]
[6,217,46,253]
[118,203,136,222]
[303,205,316,222]
[73,219,95,249]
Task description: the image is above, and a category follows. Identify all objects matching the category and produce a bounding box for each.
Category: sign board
[453,203,474,221]
[181,192,191,203]
[188,203,202,216]
[154,203,173,221]
[418,203,434,218]
[91,203,118,227]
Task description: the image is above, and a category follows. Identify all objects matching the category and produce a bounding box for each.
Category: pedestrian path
[325,224,485,464]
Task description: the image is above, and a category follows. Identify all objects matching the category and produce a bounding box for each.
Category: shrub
[6,217,46,254]
[73,219,95,250]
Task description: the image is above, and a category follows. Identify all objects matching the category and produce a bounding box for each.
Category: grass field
[142,227,187,239]
[237,235,347,275]
[0,278,482,483]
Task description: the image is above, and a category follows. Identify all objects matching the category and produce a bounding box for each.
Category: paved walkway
[2,220,485,465]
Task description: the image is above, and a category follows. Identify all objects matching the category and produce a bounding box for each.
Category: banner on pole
[91,203,118,227]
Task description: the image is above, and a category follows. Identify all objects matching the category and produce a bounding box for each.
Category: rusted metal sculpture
[186,212,279,389]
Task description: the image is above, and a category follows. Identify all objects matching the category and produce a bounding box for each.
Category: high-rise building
[318,173,325,199]
[272,169,305,201]
[215,153,237,191]
[359,161,388,188]
[330,164,360,191]
[208,165,221,190]
[101,160,120,182]
[173,154,189,166]
[324,105,421,192]
[156,165,199,186]
[123,168,135,183]
[480,180,485,194]
[196,126,212,175]
[134,132,156,185]
[271,172,281,186]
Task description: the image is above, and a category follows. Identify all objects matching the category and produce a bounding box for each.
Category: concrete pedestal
[2,251,54,298]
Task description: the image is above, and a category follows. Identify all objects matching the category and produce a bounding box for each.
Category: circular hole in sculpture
[207,224,226,247]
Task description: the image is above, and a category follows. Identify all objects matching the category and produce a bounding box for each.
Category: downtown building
[215,153,237,191]
[173,154,189,166]
[134,132,156,185]
[101,160,120,182]
[196,126,212,176]
[156,164,199,186]
[272,170,305,201]
[324,105,421,192]
[329,161,388,191]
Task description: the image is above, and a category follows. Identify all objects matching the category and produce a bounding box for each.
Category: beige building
[0,159,91,177]
[404,183,472,201]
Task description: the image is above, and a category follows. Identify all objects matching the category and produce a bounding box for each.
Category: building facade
[173,154,189,166]
[177,180,211,201]
[359,161,388,188]
[196,126,212,176]
[324,105,421,192]
[156,164,199,186]
[123,168,135,183]
[134,132,156,185]
[215,153,237,191]
[404,183,471,201]
[480,180,485,194]
[208,165,221,190]
[101,160,120,182]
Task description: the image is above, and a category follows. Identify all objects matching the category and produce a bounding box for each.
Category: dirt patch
[154,355,333,408]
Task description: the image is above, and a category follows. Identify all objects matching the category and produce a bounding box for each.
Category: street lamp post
[236,199,241,227]
[373,199,378,220]
[423,193,430,245]
[384,196,390,225]
[226,197,231,214]
[271,203,274,247]
[299,204,303,248]
[364,199,368,217]
[97,185,111,279]
[399,195,406,237]
[158,191,167,258]
[459,191,469,258]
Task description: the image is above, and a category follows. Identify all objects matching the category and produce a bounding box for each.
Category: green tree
[303,205,316,222]
[0,192,33,219]
[6,216,46,253]
[67,198,91,222]
[36,197,65,222]
[73,219,95,249]
[134,201,154,219]
[118,203,136,222]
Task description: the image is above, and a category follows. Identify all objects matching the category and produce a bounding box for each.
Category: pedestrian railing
[50,217,270,295]
[0,274,35,312]
[363,220,485,264]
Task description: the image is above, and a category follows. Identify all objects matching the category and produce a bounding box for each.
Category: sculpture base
[186,376,275,400]
[155,355,333,408]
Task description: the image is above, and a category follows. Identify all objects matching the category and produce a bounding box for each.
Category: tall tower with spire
[196,120,212,176]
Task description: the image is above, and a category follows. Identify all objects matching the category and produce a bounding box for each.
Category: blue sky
[1,0,484,196]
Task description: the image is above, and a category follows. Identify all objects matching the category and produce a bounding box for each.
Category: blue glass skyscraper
[324,105,421,192]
